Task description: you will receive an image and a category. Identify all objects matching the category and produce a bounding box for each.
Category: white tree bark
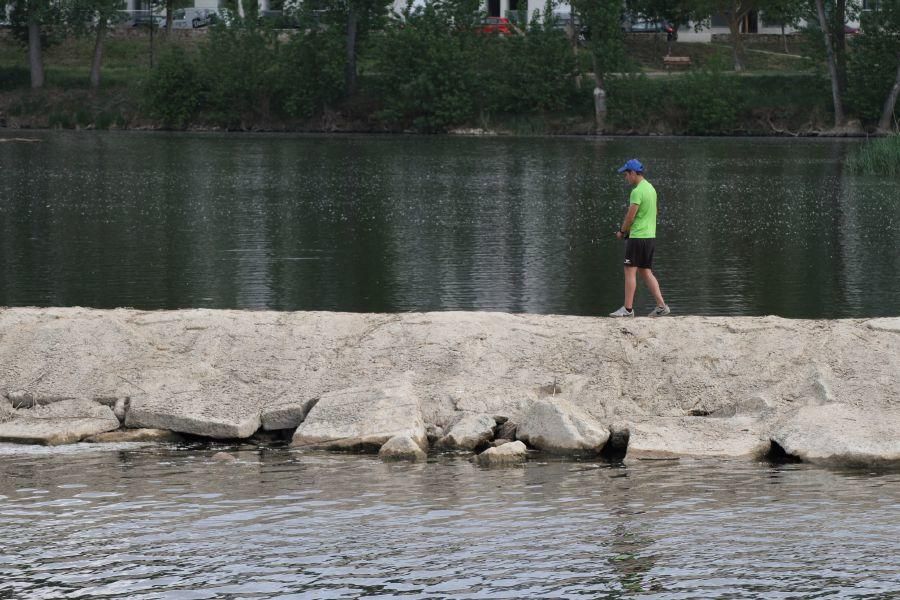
[877,55,900,133]
[815,0,846,127]
[28,21,44,89]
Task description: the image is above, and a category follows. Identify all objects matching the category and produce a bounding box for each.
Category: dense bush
[371,3,579,131]
[143,47,204,128]
[279,30,346,119]
[846,31,900,124]
[200,20,282,126]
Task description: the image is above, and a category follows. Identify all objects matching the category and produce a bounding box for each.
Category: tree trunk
[166,0,173,34]
[727,14,744,72]
[815,0,846,127]
[834,0,847,94]
[90,19,107,89]
[345,4,358,96]
[237,0,245,19]
[781,24,788,54]
[877,54,900,133]
[590,54,606,133]
[28,21,44,89]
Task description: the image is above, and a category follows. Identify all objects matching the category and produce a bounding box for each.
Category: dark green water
[1,131,898,317]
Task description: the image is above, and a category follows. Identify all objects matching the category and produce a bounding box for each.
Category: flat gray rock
[627,417,770,459]
[379,434,427,462]
[865,318,900,333]
[771,404,900,466]
[476,441,527,466]
[437,413,496,451]
[292,382,426,451]
[125,379,262,439]
[516,398,609,455]
[0,399,119,445]
[84,428,185,443]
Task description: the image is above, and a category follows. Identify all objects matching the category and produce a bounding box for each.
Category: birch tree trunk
[814,0,846,127]
[28,21,44,89]
[877,55,900,133]
[591,54,606,133]
[90,18,107,89]
[727,13,744,72]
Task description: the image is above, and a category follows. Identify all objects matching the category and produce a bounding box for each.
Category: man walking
[610,159,670,318]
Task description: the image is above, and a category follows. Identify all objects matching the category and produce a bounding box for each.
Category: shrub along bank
[0,21,844,136]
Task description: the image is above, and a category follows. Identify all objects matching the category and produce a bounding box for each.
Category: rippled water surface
[2,132,899,317]
[1,444,898,599]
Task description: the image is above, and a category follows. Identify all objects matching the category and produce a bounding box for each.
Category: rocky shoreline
[1,308,898,467]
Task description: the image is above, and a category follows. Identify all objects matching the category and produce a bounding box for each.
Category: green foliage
[200,19,281,126]
[846,29,899,122]
[371,1,578,131]
[370,2,480,131]
[671,59,743,134]
[279,30,346,118]
[846,135,900,176]
[143,46,203,128]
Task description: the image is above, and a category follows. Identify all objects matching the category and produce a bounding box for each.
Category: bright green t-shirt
[629,179,657,239]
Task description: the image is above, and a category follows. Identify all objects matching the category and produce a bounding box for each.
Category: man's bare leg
[639,268,665,307]
[624,266,638,310]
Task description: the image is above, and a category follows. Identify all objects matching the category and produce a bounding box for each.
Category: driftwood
[0,138,42,143]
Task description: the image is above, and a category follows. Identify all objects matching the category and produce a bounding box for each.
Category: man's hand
[615,230,624,240]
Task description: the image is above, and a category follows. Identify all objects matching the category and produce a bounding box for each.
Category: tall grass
[847,135,900,176]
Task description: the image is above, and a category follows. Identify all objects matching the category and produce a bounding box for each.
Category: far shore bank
[1,309,898,466]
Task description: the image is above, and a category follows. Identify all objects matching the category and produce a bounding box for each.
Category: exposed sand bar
[1,308,898,465]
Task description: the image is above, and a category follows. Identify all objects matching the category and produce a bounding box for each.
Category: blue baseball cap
[617,159,644,173]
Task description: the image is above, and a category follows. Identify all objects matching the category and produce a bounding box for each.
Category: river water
[1,132,898,317]
[2,133,900,598]
[1,443,899,599]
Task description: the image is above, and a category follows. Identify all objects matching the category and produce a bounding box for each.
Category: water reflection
[1,133,898,317]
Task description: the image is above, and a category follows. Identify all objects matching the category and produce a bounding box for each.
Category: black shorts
[624,238,655,269]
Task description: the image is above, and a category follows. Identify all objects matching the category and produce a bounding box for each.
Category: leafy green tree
[8,0,63,88]
[301,0,392,96]
[760,0,805,52]
[570,0,627,131]
[690,0,761,71]
[847,2,900,131]
[370,0,482,131]
[626,0,698,31]
[64,0,122,88]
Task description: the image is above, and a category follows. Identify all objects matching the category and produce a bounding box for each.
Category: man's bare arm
[620,203,639,233]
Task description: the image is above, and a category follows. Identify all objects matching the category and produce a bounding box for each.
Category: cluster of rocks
[1,309,898,468]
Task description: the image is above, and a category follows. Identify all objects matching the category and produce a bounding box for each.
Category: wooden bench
[663,56,692,70]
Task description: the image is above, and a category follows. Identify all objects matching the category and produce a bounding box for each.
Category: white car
[171,8,221,29]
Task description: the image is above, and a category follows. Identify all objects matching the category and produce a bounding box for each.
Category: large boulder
[437,413,496,451]
[516,398,609,455]
[292,382,426,451]
[0,399,119,445]
[476,440,528,466]
[379,435,427,462]
[771,404,900,467]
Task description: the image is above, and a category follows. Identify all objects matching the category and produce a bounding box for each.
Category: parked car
[626,18,674,34]
[130,14,165,29]
[170,8,221,29]
[476,16,512,35]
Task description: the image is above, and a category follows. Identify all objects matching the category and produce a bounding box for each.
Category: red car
[476,17,512,35]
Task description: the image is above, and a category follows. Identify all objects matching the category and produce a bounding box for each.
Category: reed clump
[847,135,900,176]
